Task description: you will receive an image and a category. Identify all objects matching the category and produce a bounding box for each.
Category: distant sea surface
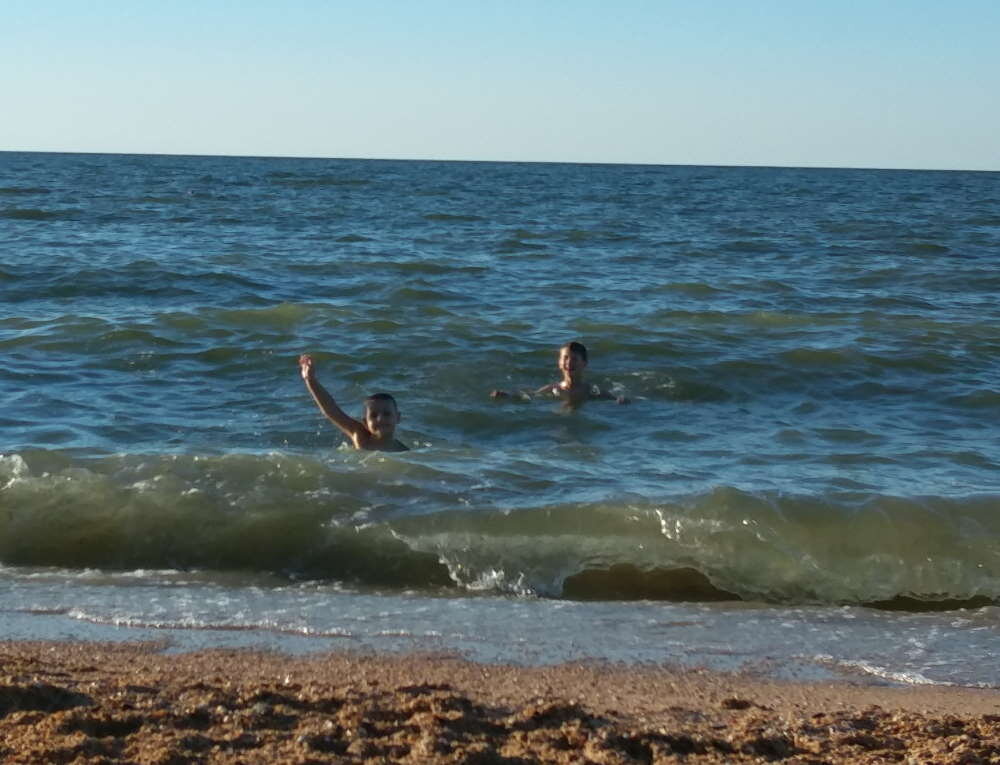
[2,152,999,686]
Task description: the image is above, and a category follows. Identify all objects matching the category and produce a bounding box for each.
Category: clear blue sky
[4,1,998,170]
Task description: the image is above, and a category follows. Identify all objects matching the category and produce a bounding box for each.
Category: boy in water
[490,341,629,408]
[299,354,408,451]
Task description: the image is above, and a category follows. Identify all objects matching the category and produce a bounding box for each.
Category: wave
[948,390,1000,410]
[2,451,998,609]
[266,174,370,188]
[720,239,780,253]
[0,186,50,196]
[422,213,485,222]
[493,238,549,253]
[1,208,78,221]
[2,261,268,305]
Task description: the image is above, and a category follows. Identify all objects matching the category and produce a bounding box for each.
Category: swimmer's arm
[489,386,543,400]
[591,386,630,404]
[299,354,369,443]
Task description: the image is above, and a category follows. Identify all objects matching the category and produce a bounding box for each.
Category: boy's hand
[489,390,509,399]
[616,395,630,405]
[299,354,315,381]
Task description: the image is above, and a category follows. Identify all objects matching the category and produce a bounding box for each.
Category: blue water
[2,152,999,685]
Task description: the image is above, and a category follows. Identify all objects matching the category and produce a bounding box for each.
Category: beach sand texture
[2,642,999,763]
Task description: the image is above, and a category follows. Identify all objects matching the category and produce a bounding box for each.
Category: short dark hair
[364,392,399,411]
[562,341,588,362]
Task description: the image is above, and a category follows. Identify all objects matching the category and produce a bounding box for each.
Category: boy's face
[364,400,400,439]
[558,347,587,376]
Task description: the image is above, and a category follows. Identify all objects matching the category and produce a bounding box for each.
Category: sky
[3,1,998,170]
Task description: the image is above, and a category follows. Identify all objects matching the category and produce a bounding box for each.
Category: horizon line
[1,148,996,174]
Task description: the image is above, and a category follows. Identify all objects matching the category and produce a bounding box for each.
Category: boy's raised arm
[299,354,367,441]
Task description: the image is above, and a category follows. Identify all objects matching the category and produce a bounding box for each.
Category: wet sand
[2,641,999,763]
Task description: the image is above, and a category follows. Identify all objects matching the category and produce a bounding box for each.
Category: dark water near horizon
[2,152,999,685]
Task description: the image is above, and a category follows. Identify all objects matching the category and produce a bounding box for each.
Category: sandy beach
[1,642,999,763]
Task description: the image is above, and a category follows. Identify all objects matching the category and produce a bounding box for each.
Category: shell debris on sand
[1,641,1000,763]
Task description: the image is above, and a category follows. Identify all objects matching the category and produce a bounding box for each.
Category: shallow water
[2,152,999,684]
[5,566,1000,687]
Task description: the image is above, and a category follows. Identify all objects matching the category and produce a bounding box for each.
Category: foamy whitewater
[2,152,998,685]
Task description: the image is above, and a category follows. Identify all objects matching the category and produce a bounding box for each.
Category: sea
[2,151,998,687]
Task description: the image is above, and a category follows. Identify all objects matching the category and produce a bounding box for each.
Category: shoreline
[2,641,999,762]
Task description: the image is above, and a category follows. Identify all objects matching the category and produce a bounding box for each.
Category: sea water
[1,152,998,686]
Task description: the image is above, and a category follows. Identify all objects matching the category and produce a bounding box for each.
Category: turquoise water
[2,152,999,684]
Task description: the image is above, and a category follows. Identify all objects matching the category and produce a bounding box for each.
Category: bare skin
[491,345,629,408]
[299,354,408,451]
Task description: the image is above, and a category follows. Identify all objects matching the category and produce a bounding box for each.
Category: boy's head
[363,393,400,439]
[558,341,589,378]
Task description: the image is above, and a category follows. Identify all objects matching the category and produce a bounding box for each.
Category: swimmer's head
[558,341,589,378]
[363,393,400,439]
